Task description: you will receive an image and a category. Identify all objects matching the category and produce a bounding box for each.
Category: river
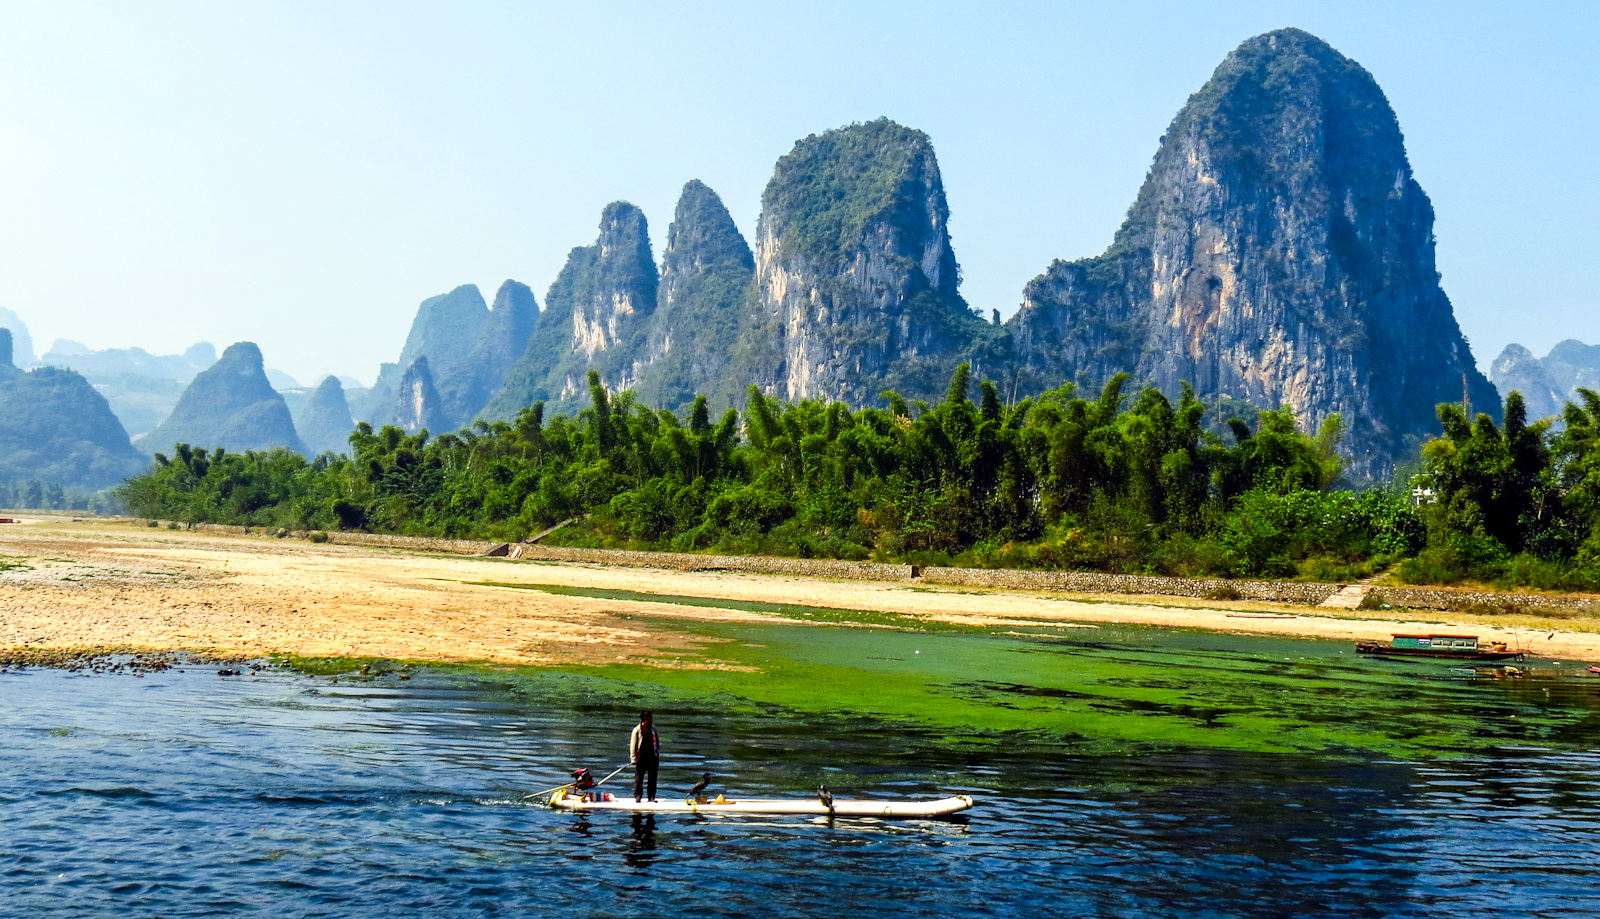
[4,622,1599,917]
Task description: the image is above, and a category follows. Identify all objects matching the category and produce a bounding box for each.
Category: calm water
[4,654,1600,917]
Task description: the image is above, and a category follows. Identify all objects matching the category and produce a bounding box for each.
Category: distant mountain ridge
[0,27,1529,482]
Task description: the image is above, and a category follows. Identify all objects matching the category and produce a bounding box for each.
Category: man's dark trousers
[634,757,659,801]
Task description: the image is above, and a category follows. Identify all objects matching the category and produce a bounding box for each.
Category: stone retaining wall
[1370,586,1600,613]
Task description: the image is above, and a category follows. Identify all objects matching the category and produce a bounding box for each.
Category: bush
[308,531,329,543]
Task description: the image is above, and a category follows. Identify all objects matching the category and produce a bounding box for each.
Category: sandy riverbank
[4,516,1598,665]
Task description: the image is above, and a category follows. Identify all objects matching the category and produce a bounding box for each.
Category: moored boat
[1355,633,1522,661]
[549,789,975,818]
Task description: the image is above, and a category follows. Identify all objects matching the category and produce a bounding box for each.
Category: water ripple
[3,666,1600,917]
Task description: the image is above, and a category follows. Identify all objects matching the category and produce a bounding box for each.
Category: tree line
[114,366,1600,590]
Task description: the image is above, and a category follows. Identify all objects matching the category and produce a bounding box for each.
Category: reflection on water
[1,653,1599,917]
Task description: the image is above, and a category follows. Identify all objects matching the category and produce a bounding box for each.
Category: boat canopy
[1390,634,1478,651]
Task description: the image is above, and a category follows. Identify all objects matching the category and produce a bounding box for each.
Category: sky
[0,1,1596,387]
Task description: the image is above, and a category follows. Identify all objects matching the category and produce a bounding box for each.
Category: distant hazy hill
[41,340,216,438]
[136,342,306,455]
[43,339,216,380]
[0,328,146,489]
[362,282,538,430]
[0,307,37,365]
[1490,340,1600,418]
[294,376,357,455]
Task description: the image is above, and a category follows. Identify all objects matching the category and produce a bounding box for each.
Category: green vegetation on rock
[0,349,146,489]
[486,203,658,417]
[632,180,756,413]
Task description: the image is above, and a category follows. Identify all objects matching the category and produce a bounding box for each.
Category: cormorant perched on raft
[818,785,833,811]
[687,772,713,800]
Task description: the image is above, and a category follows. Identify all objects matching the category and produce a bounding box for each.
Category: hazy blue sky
[0,1,1595,386]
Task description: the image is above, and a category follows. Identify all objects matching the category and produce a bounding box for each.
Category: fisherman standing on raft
[630,711,660,802]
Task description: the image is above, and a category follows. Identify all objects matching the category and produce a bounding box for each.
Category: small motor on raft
[566,767,613,803]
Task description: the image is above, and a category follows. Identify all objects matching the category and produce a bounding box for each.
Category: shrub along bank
[113,366,1600,590]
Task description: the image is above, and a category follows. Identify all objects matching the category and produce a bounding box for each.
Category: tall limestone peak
[1007,28,1497,477]
[485,202,659,416]
[748,118,999,406]
[296,375,356,455]
[633,180,756,411]
[395,357,448,434]
[458,280,540,422]
[363,284,490,427]
[0,364,146,489]
[136,342,306,455]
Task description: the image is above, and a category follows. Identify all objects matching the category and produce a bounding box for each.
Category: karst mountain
[0,328,147,489]
[137,342,306,456]
[8,26,1492,484]
[1007,27,1496,476]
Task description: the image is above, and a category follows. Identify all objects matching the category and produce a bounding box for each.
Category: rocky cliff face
[632,180,756,412]
[394,357,448,434]
[1489,339,1600,419]
[747,119,1001,406]
[486,203,658,416]
[0,353,147,488]
[137,342,306,455]
[296,375,356,454]
[1007,28,1497,477]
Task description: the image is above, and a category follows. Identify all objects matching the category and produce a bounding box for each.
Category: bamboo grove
[115,366,1600,589]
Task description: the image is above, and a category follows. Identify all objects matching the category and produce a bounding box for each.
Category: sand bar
[4,517,1598,665]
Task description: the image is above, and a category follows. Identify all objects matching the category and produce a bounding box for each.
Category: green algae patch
[467,580,975,631]
[547,618,1597,761]
[463,579,1598,759]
